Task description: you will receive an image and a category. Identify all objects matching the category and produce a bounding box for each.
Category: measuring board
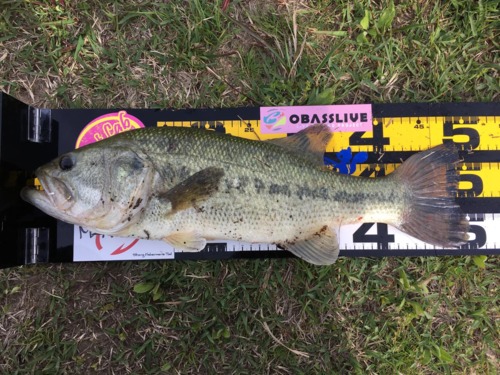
[0,92,498,268]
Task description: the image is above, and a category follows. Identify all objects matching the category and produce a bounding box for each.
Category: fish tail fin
[392,143,469,247]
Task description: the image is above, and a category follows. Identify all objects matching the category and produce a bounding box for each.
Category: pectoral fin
[279,226,340,265]
[164,231,207,252]
[161,167,224,215]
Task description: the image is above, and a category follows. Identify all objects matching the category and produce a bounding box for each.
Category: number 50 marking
[442,121,480,149]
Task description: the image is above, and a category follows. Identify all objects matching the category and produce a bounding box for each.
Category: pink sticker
[76,110,145,148]
[260,104,373,133]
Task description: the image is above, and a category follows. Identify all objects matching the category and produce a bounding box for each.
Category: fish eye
[59,155,75,171]
[131,156,144,170]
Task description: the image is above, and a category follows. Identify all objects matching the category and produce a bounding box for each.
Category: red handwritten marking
[110,239,140,255]
[95,234,103,250]
[95,234,140,255]
[357,216,363,221]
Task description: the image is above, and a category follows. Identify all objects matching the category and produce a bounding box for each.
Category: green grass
[0,0,499,373]
[1,258,498,374]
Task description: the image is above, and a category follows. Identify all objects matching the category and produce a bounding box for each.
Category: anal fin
[164,231,207,252]
[279,226,339,265]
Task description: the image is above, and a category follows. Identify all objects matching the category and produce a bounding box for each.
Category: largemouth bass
[21,125,469,265]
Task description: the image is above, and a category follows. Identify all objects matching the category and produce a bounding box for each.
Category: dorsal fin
[268,124,332,165]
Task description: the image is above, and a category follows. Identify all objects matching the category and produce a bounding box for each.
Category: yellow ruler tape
[157,120,279,141]
[351,162,500,198]
[157,116,499,151]
[158,115,499,198]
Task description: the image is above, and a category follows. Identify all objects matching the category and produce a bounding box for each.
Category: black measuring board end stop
[0,93,60,269]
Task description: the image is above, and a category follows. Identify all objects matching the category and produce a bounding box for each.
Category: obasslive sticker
[260,104,373,133]
[73,111,176,261]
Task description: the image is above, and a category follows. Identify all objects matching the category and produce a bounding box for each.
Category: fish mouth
[21,173,75,212]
